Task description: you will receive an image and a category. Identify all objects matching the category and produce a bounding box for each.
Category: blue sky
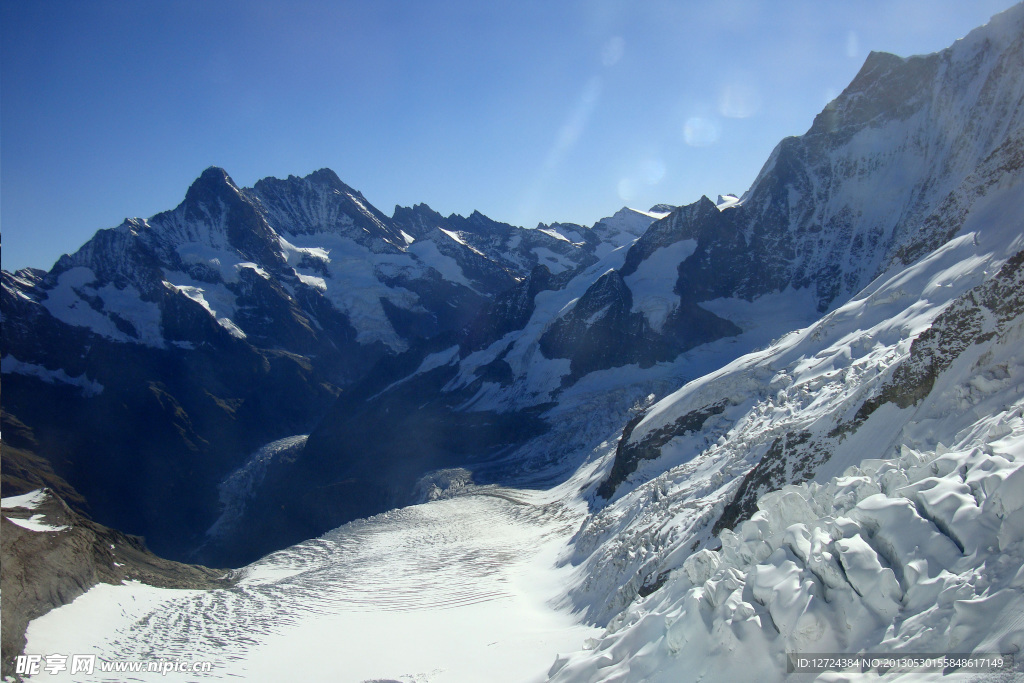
[1,0,1018,272]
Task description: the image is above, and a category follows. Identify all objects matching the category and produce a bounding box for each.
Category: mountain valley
[3,4,1024,681]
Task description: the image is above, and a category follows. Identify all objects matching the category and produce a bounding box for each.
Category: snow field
[25,489,601,683]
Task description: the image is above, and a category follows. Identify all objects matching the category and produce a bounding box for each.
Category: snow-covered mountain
[21,165,615,358]
[4,3,1024,681]
[0,165,663,564]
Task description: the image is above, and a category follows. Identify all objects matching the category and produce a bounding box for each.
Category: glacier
[6,3,1024,682]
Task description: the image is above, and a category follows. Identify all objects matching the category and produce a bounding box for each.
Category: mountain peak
[249,169,406,250]
[960,0,1024,53]
[199,165,232,182]
[394,202,442,218]
[307,167,341,182]
[303,167,353,194]
[183,166,241,206]
[254,168,359,200]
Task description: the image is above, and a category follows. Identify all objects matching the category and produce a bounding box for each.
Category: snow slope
[549,266,1024,682]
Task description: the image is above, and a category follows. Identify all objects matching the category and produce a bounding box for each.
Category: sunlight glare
[683,117,720,147]
[718,82,762,119]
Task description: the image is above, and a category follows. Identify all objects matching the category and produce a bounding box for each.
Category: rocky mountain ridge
[0,168,663,565]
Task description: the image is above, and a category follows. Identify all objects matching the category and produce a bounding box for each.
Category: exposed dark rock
[462,264,576,352]
[715,249,1024,539]
[538,270,740,381]
[0,414,87,513]
[711,431,826,535]
[1,489,230,680]
[392,203,599,285]
[598,400,729,500]
[854,248,1024,426]
[211,364,550,563]
[637,570,670,597]
[648,204,678,214]
[1,294,342,561]
[251,168,408,251]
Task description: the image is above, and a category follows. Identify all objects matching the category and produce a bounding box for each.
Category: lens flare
[846,30,860,59]
[602,36,625,67]
[617,177,637,202]
[718,83,762,119]
[639,158,666,185]
[683,117,720,147]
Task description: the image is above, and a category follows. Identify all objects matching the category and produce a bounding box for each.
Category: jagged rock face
[392,202,602,278]
[391,202,445,240]
[587,6,1024,510]
[31,166,553,362]
[619,23,1024,316]
[712,239,1023,536]
[250,168,408,251]
[462,264,561,352]
[856,248,1024,423]
[538,270,740,379]
[539,270,639,377]
[52,168,286,295]
[621,197,731,280]
[533,26,1024,392]
[598,400,729,501]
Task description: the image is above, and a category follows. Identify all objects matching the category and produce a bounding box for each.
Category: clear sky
[1,0,1018,272]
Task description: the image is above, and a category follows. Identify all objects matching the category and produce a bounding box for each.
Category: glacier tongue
[205,435,310,542]
[26,485,602,683]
